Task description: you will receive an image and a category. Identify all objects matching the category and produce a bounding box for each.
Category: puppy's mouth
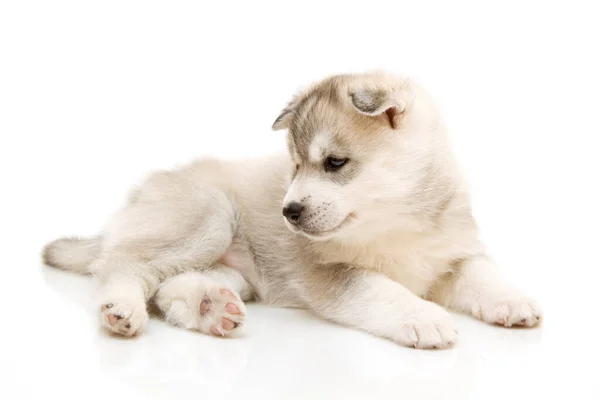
[289,213,356,241]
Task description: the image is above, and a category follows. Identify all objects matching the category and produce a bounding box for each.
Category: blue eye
[325,157,348,172]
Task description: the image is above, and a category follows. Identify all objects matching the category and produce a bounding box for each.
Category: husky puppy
[43,71,541,348]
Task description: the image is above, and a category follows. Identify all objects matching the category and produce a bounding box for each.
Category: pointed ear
[272,94,302,131]
[272,107,294,131]
[349,88,405,129]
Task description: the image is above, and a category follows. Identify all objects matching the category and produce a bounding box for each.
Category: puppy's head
[273,71,445,242]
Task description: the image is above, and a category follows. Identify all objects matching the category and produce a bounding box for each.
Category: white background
[1,1,599,399]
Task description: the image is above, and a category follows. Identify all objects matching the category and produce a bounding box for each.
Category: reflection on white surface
[0,264,590,399]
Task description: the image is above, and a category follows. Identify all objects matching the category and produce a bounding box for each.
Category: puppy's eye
[325,157,348,172]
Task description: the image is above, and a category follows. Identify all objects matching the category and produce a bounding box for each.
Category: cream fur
[42,71,542,348]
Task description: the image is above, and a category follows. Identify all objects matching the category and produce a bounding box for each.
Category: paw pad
[99,300,148,337]
[199,286,246,337]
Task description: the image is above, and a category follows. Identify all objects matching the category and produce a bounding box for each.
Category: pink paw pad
[99,302,143,336]
[199,287,246,337]
[225,303,241,314]
[200,297,212,316]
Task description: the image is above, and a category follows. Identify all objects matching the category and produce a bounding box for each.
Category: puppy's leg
[92,178,238,337]
[93,253,156,337]
[301,266,457,349]
[154,267,253,337]
[431,256,542,327]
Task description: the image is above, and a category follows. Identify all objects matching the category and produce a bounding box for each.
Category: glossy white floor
[4,241,599,399]
[2,1,599,399]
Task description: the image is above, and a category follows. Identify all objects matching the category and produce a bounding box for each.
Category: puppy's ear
[272,107,294,131]
[349,88,405,129]
[272,94,302,131]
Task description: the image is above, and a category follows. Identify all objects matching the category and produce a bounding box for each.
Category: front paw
[397,302,457,349]
[474,294,542,327]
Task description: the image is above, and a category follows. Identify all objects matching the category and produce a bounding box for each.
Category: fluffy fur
[43,71,541,348]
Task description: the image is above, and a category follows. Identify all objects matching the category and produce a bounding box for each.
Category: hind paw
[156,276,246,337]
[99,299,148,337]
[200,287,246,337]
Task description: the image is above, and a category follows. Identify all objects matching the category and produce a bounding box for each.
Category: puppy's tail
[42,236,102,274]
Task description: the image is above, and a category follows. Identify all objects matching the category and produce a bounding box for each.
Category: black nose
[282,202,304,225]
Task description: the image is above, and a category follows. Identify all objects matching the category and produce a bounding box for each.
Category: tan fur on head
[271,71,460,242]
[273,71,410,131]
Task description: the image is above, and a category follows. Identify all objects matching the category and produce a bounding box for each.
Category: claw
[210,325,225,337]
